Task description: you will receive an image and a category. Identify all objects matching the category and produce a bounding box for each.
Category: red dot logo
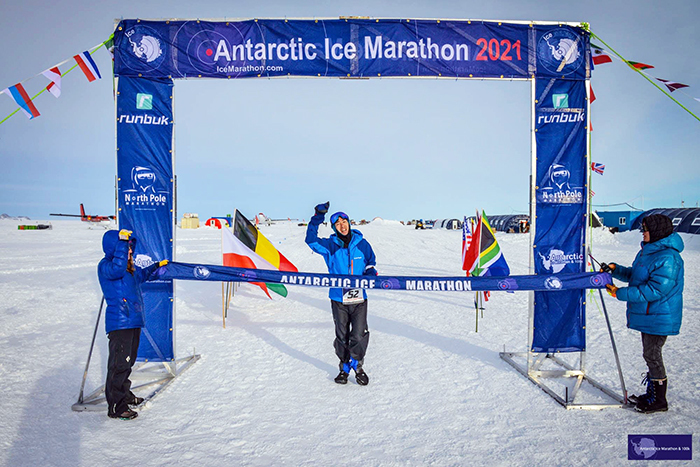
[206,49,213,56]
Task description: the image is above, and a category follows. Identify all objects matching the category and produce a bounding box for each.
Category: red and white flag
[462,212,481,275]
[42,67,62,98]
[591,44,612,65]
[73,51,102,82]
[461,216,473,270]
[657,78,689,93]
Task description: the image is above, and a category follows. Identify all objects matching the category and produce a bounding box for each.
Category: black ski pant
[641,332,668,379]
[331,300,369,367]
[106,327,141,415]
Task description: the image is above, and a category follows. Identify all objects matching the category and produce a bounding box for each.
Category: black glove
[315,202,330,215]
[600,262,616,273]
[363,267,378,276]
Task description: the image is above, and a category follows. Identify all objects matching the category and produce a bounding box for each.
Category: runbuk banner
[154,262,611,293]
[114,19,590,80]
[533,77,589,353]
[117,76,175,362]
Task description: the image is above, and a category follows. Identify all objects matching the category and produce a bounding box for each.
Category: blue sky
[1,0,698,221]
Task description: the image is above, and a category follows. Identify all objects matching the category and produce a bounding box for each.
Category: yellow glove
[119,229,133,241]
[606,284,618,298]
[158,259,169,268]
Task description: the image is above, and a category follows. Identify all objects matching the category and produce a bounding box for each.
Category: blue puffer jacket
[305,213,377,302]
[98,230,159,334]
[612,232,684,336]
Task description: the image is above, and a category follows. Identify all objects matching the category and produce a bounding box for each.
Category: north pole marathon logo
[538,248,584,274]
[537,28,584,75]
[122,166,170,208]
[121,25,167,72]
[539,163,584,204]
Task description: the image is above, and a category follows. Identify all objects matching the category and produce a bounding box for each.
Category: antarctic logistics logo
[538,248,584,274]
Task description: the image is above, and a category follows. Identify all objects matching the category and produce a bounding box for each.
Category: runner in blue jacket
[98,229,167,420]
[602,214,684,414]
[306,202,377,386]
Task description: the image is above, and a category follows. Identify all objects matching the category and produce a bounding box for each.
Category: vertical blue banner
[533,78,588,352]
[116,76,175,361]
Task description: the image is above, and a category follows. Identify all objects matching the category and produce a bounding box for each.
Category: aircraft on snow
[50,204,116,226]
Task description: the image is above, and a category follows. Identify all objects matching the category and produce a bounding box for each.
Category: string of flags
[590,33,699,122]
[0,36,112,124]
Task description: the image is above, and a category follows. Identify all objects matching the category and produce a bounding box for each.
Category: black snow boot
[108,408,138,420]
[628,373,652,405]
[355,368,369,386]
[334,370,349,384]
[127,393,145,406]
[635,378,668,414]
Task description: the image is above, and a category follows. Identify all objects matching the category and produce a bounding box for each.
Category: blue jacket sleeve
[612,264,632,283]
[305,212,332,257]
[99,240,129,280]
[616,257,682,303]
[359,240,377,271]
[135,262,160,283]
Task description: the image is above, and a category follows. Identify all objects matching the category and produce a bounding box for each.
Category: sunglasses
[640,225,649,232]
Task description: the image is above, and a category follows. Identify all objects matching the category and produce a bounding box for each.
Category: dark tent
[433,218,462,230]
[488,214,530,233]
[630,208,700,235]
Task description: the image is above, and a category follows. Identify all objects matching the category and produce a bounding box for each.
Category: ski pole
[77,296,104,403]
[597,288,628,403]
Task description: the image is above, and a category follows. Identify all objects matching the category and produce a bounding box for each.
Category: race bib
[342,288,363,305]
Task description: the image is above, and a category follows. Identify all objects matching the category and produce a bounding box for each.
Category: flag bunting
[1,84,40,119]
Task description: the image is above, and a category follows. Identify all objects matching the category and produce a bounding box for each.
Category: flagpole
[475,210,483,332]
[590,32,700,123]
[221,229,226,329]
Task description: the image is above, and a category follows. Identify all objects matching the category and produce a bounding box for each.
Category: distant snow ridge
[0,214,30,220]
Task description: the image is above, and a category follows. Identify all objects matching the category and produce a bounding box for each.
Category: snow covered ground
[0,219,698,466]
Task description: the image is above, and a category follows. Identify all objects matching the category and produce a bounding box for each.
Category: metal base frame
[500,351,626,410]
[72,355,200,412]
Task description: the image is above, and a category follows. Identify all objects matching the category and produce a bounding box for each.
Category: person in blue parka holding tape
[98,229,168,420]
[306,202,377,386]
[601,214,684,414]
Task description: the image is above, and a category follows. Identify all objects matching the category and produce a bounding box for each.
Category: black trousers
[106,328,141,415]
[641,332,668,379]
[331,300,369,366]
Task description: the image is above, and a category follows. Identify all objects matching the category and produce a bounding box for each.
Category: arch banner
[112,17,593,360]
[114,19,590,80]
